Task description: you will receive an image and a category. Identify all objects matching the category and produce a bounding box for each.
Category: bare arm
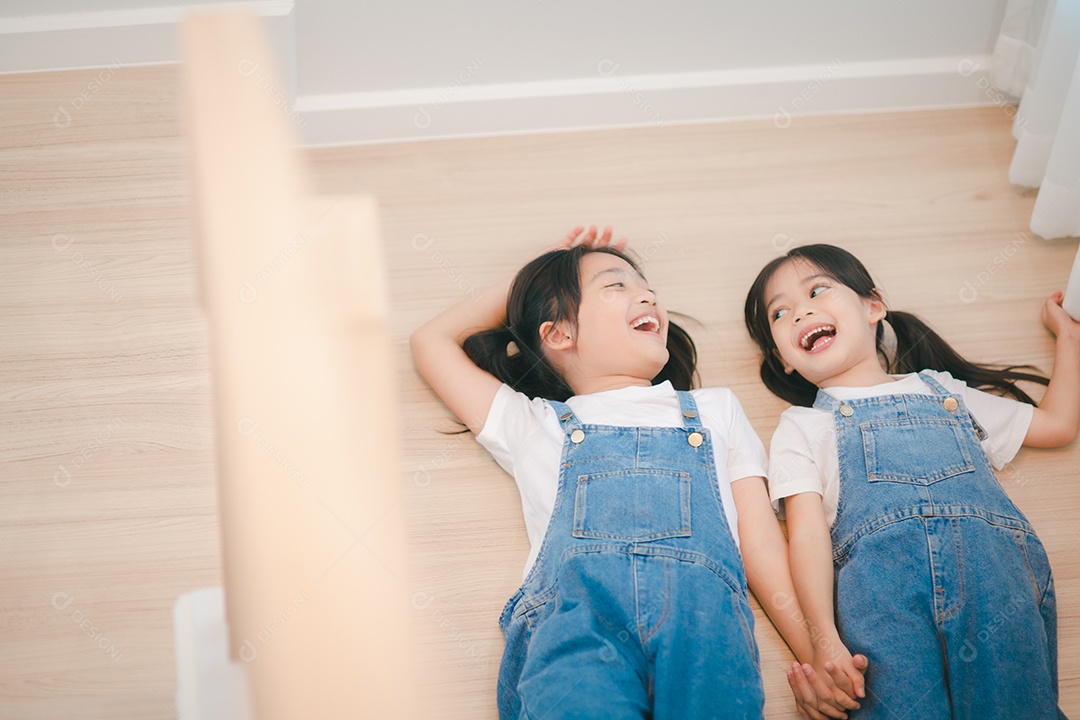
[784,492,865,714]
[410,225,620,434]
[732,476,814,663]
[1025,292,1080,448]
[410,278,510,434]
[733,480,864,719]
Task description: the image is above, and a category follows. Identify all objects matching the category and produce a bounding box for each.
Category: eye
[771,307,789,322]
[606,282,625,289]
[810,284,829,298]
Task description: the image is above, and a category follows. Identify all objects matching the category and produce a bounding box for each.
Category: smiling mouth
[799,324,836,353]
[630,315,661,333]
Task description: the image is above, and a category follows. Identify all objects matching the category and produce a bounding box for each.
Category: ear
[539,320,574,352]
[772,348,796,375]
[866,288,887,324]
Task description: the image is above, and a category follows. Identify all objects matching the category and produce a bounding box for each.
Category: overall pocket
[572,469,691,542]
[861,417,975,485]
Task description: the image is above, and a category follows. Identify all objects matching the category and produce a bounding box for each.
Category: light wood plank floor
[2,65,1078,718]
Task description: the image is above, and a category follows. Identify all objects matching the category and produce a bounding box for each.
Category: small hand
[553,225,628,252]
[1041,291,1080,343]
[821,649,867,705]
[788,653,868,719]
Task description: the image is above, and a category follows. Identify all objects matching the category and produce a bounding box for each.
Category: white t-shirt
[768,370,1034,528]
[477,381,768,578]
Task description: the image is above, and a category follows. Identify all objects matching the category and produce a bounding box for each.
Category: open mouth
[799,324,836,353]
[630,314,661,333]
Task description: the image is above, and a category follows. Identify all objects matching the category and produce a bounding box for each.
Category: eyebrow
[764,273,831,311]
[590,267,647,284]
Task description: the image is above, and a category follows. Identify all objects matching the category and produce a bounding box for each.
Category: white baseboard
[0,1,295,93]
[295,55,1006,147]
[1,8,1006,150]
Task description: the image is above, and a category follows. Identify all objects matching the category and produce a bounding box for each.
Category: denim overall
[815,373,1061,719]
[496,391,764,720]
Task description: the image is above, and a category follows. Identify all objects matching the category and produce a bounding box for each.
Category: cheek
[768,324,785,351]
[769,325,796,363]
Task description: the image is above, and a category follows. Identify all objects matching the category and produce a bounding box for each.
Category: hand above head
[553,225,628,252]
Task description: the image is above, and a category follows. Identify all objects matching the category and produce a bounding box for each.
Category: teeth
[800,325,835,349]
[631,315,659,331]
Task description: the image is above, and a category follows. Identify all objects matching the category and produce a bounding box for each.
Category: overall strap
[675,391,703,429]
[917,371,951,396]
[917,372,989,440]
[547,399,583,431]
[812,387,839,412]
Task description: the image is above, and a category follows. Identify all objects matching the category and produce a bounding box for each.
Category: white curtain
[993,0,1080,240]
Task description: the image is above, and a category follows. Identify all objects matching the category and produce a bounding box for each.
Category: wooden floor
[1,64,1078,718]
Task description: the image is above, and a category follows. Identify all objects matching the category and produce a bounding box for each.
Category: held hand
[821,650,868,705]
[1041,291,1080,344]
[553,225,628,252]
[788,651,868,719]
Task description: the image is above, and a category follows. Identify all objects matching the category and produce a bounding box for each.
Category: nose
[792,306,813,324]
[637,288,656,304]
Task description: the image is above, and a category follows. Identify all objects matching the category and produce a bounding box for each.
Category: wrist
[1056,332,1080,355]
[808,625,845,662]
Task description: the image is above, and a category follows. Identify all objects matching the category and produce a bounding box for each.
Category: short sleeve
[725,393,768,483]
[767,413,827,506]
[475,384,552,478]
[925,370,1034,469]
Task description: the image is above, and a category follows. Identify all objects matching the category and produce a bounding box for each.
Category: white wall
[0,1,295,92]
[1,0,1010,146]
[296,1,1005,93]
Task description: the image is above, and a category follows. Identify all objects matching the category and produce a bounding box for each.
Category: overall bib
[816,373,1061,719]
[496,391,764,720]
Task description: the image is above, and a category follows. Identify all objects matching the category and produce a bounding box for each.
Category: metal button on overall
[943,397,959,412]
[570,429,585,444]
[688,432,703,447]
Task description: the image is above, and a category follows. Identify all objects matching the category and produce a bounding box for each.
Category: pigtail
[654,319,700,391]
[885,310,1048,405]
[462,325,575,402]
[758,358,820,408]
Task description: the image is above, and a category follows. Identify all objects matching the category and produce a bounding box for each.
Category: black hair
[743,243,1048,407]
[463,245,698,402]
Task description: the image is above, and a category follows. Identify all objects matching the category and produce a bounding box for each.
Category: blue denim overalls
[496,391,764,719]
[815,373,1061,719]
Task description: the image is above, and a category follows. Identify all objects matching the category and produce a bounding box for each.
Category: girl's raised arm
[410,277,511,435]
[410,225,620,434]
[1025,291,1080,448]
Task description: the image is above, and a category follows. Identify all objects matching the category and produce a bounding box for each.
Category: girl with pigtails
[413,227,864,719]
[745,243,1077,719]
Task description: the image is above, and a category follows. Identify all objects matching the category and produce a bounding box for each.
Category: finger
[789,662,815,703]
[597,225,614,247]
[828,686,860,711]
[792,663,832,720]
[787,670,812,720]
[577,224,598,247]
[788,668,829,720]
[561,226,586,247]
[849,664,866,699]
[824,661,855,700]
[804,666,848,720]
[613,235,629,251]
[852,654,869,672]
